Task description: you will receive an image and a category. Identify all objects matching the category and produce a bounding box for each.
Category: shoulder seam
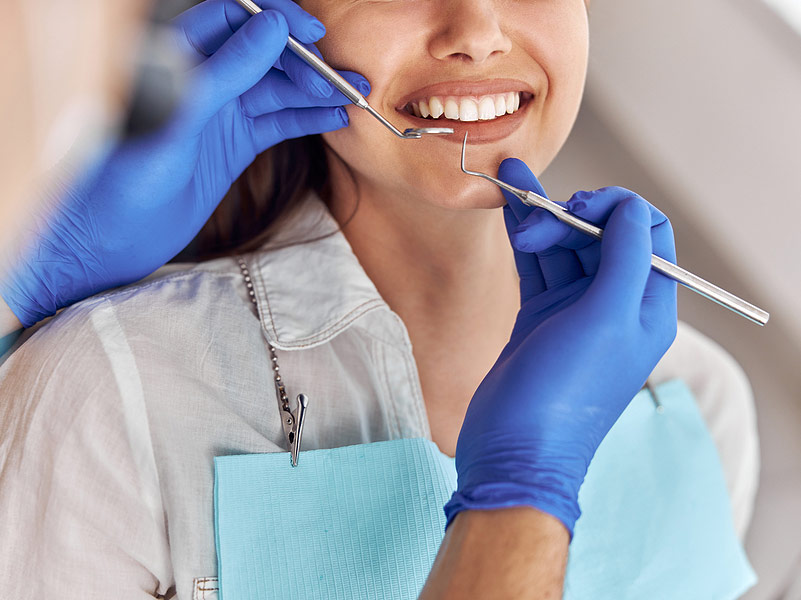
[87,266,241,305]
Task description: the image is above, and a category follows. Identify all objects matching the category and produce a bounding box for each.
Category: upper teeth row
[408,92,522,122]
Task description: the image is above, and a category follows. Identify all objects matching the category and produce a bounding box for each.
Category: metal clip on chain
[238,258,308,467]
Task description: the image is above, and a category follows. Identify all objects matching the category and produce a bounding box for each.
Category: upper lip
[395,78,535,109]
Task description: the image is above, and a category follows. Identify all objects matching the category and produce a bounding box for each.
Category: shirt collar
[247,194,388,350]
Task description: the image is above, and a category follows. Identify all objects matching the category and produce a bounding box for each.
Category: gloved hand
[443,159,678,536]
[1,0,369,328]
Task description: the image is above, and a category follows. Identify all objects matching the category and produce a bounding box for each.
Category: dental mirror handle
[235,0,367,106]
[282,41,417,136]
[236,0,423,138]
[235,0,452,139]
[286,38,369,108]
[524,191,770,326]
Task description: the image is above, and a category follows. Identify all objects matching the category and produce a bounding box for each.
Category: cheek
[310,2,424,72]
[545,12,590,115]
[517,7,589,171]
[315,7,437,194]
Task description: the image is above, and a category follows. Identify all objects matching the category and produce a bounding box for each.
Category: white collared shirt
[0,195,758,599]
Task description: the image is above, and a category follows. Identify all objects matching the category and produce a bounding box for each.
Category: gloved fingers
[497,161,584,291]
[240,70,370,117]
[259,22,373,103]
[562,188,669,279]
[559,187,669,250]
[185,9,290,124]
[509,204,591,290]
[536,247,586,290]
[644,212,674,264]
[640,218,677,326]
[503,205,547,301]
[173,0,325,62]
[275,45,343,99]
[497,158,548,222]
[553,189,621,279]
[175,0,344,104]
[252,106,349,153]
[508,276,592,348]
[499,157,586,290]
[583,195,654,316]
[507,203,569,254]
[573,244,602,279]
[498,158,549,301]
[510,187,669,254]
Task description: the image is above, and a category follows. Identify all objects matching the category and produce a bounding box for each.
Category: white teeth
[478,96,496,120]
[407,92,524,122]
[494,94,507,117]
[419,98,430,119]
[444,98,459,120]
[429,97,444,118]
[459,98,479,122]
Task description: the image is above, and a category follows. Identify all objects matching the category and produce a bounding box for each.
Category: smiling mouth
[402,92,533,123]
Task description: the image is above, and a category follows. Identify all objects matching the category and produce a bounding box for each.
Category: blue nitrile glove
[443,159,678,536]
[0,0,369,328]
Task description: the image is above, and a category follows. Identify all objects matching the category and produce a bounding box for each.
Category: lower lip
[395,97,532,144]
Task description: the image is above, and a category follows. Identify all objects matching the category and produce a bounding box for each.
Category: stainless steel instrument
[460,133,770,326]
[234,0,452,139]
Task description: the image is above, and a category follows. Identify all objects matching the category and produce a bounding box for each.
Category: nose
[428,1,513,64]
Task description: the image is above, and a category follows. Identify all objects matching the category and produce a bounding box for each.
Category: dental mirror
[360,102,453,138]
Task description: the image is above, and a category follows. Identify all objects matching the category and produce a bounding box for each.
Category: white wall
[582,0,801,346]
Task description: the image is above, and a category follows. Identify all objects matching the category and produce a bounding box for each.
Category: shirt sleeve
[0,299,174,599]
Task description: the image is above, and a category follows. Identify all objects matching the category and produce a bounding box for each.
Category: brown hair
[176,133,337,262]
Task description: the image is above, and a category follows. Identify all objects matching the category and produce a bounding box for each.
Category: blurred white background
[543,0,801,597]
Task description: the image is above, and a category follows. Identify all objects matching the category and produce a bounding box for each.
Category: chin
[417,177,508,212]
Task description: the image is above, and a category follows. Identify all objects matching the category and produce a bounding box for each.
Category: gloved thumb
[497,158,547,223]
[585,195,653,314]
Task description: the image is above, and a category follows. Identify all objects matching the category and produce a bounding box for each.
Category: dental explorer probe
[460,134,770,326]
[234,0,453,139]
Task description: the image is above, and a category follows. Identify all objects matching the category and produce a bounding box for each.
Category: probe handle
[524,191,770,326]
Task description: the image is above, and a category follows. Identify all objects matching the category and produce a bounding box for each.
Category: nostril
[428,16,513,62]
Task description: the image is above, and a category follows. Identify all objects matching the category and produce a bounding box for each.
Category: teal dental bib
[213,379,756,599]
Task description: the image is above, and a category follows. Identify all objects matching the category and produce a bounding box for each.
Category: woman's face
[301,0,589,210]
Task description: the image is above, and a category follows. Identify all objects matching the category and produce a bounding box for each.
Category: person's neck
[324,162,521,455]
[326,175,520,339]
